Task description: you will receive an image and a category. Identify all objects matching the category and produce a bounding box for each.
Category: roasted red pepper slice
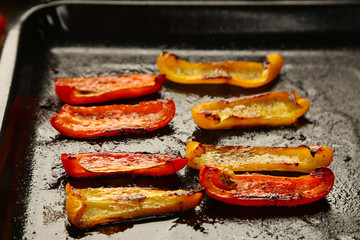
[55,74,166,105]
[50,99,175,138]
[0,13,5,38]
[199,165,334,206]
[61,152,188,178]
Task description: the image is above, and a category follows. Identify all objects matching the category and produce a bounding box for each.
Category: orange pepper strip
[55,74,166,105]
[50,99,175,138]
[191,91,310,129]
[186,141,333,173]
[156,51,283,88]
[199,165,334,206]
[61,152,188,178]
[65,183,203,229]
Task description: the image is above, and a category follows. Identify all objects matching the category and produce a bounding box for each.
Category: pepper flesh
[191,91,310,129]
[199,165,334,206]
[186,141,333,173]
[0,13,5,38]
[55,74,166,105]
[65,183,203,229]
[61,152,188,178]
[50,99,175,138]
[156,51,284,88]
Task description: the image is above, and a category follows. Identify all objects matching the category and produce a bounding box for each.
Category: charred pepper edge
[61,152,188,178]
[55,74,166,105]
[156,51,284,88]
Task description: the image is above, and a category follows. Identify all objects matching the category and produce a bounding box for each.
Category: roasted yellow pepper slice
[186,141,333,173]
[156,51,283,88]
[65,183,203,229]
[191,91,310,129]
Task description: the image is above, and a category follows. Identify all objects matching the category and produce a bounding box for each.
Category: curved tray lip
[0,0,360,134]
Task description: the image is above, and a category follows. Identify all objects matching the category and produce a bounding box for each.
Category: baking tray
[1,1,360,239]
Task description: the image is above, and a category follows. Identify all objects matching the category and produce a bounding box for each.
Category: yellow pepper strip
[65,183,203,229]
[191,91,310,129]
[186,141,333,173]
[156,51,284,88]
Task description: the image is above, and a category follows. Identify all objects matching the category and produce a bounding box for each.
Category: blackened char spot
[139,151,151,155]
[219,100,230,104]
[102,127,147,134]
[204,110,220,121]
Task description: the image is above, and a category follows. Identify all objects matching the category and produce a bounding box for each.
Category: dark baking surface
[0,1,360,239]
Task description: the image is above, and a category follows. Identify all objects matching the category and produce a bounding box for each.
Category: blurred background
[1,0,35,25]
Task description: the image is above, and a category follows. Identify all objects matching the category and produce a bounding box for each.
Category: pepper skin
[55,74,166,105]
[199,165,334,206]
[156,51,283,88]
[186,141,333,173]
[0,13,5,37]
[191,91,310,129]
[65,183,203,229]
[50,99,175,138]
[61,152,188,178]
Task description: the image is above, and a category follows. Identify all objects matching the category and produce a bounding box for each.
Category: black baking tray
[1,1,360,239]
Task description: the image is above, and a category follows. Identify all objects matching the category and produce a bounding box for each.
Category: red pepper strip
[199,165,334,206]
[0,13,5,37]
[50,99,175,138]
[61,152,188,178]
[55,74,166,105]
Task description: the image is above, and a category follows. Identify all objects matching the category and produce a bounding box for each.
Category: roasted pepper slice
[186,142,333,173]
[199,165,334,206]
[191,91,310,129]
[65,183,203,229]
[156,51,283,88]
[50,99,175,138]
[0,13,5,37]
[61,152,188,178]
[55,74,166,105]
